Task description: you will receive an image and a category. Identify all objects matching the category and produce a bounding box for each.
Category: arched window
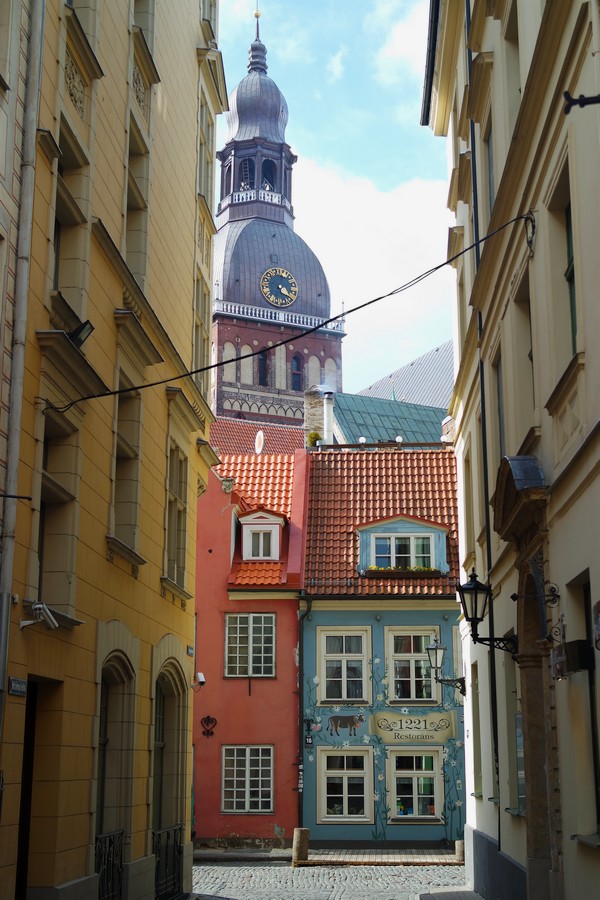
[239,158,255,190]
[291,354,303,392]
[261,159,276,192]
[258,351,269,386]
[223,161,232,196]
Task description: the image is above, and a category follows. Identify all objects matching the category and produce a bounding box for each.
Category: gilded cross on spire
[255,1,261,40]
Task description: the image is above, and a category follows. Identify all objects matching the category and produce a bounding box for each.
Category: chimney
[303,388,324,447]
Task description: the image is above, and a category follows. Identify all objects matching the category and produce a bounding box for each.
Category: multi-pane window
[564,202,577,356]
[389,751,440,818]
[320,629,368,702]
[251,530,271,558]
[194,274,211,398]
[167,443,187,587]
[225,613,275,677]
[387,630,434,701]
[372,534,432,569]
[198,93,214,205]
[318,749,373,821]
[114,383,141,548]
[222,746,273,813]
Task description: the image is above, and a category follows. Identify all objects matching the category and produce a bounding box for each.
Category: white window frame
[385,627,438,704]
[221,745,274,814]
[316,627,370,705]
[370,533,434,570]
[241,516,281,561]
[225,613,276,677]
[386,748,443,820]
[317,747,374,824]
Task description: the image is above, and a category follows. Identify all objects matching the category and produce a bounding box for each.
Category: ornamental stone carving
[132,59,148,121]
[65,49,86,119]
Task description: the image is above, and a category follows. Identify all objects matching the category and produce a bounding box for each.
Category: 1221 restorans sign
[372,712,457,744]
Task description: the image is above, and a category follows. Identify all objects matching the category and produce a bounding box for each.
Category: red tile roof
[216,453,295,518]
[304,448,458,597]
[229,561,285,586]
[211,417,304,455]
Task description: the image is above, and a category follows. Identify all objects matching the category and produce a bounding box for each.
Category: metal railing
[95,829,124,900]
[153,824,183,900]
[213,299,346,333]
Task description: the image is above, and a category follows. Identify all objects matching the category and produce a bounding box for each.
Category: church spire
[248,5,267,74]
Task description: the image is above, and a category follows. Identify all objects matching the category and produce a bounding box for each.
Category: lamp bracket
[474,634,518,657]
[435,674,466,696]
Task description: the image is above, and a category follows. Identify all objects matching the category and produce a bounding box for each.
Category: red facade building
[193,451,307,844]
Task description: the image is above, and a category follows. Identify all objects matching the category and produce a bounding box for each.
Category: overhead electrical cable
[45,211,534,415]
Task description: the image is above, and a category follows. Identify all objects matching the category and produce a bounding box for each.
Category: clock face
[259,267,299,307]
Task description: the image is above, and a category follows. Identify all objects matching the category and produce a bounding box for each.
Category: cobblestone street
[192,861,470,900]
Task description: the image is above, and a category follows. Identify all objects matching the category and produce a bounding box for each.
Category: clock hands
[278,284,295,299]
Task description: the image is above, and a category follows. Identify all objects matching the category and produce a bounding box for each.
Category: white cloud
[327,46,347,82]
[292,157,454,393]
[372,0,429,86]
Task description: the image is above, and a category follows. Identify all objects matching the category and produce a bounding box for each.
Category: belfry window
[261,159,276,192]
[258,351,269,386]
[239,159,255,191]
[291,355,303,392]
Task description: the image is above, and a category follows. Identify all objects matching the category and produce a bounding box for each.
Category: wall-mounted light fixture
[426,638,466,695]
[457,568,518,656]
[68,319,94,349]
[510,583,560,608]
[191,672,206,692]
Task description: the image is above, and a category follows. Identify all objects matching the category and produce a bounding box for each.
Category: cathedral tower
[212,15,344,424]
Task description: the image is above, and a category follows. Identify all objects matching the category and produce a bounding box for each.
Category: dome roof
[214,219,331,320]
[226,38,288,144]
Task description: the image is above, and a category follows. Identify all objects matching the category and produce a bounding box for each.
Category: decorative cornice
[114,309,163,367]
[36,330,109,398]
[166,386,205,433]
[92,217,212,428]
[37,129,61,163]
[160,575,193,607]
[65,6,104,82]
[132,26,160,86]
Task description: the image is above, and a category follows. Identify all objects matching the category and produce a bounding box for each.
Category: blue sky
[216,0,454,394]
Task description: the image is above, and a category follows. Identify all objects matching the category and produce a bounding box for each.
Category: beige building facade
[0,1,226,897]
[423,2,600,899]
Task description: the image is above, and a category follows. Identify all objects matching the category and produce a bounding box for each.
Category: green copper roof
[333,393,446,445]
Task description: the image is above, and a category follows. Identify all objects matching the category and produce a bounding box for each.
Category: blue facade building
[301,446,465,847]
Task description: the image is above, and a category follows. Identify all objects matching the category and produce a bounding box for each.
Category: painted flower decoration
[376,693,383,702]
[401,707,409,715]
[362,734,371,743]
[378,773,385,781]
[313,676,320,684]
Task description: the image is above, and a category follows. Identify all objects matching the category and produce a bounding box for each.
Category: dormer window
[240,510,286,561]
[372,534,433,570]
[250,529,272,558]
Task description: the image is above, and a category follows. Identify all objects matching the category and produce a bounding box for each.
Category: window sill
[570,832,600,849]
[359,569,442,579]
[106,535,146,576]
[505,807,526,817]
[488,796,499,805]
[160,575,193,607]
[390,816,443,824]
[317,700,369,706]
[470,792,483,799]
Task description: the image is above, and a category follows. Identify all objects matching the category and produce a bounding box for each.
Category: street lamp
[457,568,518,655]
[426,638,466,695]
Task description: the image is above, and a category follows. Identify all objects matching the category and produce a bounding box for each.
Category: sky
[215,0,455,394]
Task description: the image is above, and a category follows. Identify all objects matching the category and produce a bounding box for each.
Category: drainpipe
[297,593,312,827]
[464,0,501,847]
[0,0,46,737]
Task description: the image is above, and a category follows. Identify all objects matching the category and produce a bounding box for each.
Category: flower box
[359,568,442,579]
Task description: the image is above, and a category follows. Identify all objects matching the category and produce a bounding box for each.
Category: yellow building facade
[423,2,600,899]
[0,1,226,897]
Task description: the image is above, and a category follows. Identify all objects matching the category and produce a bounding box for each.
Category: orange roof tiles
[216,453,295,518]
[230,561,285,586]
[304,448,458,597]
[211,417,304,455]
